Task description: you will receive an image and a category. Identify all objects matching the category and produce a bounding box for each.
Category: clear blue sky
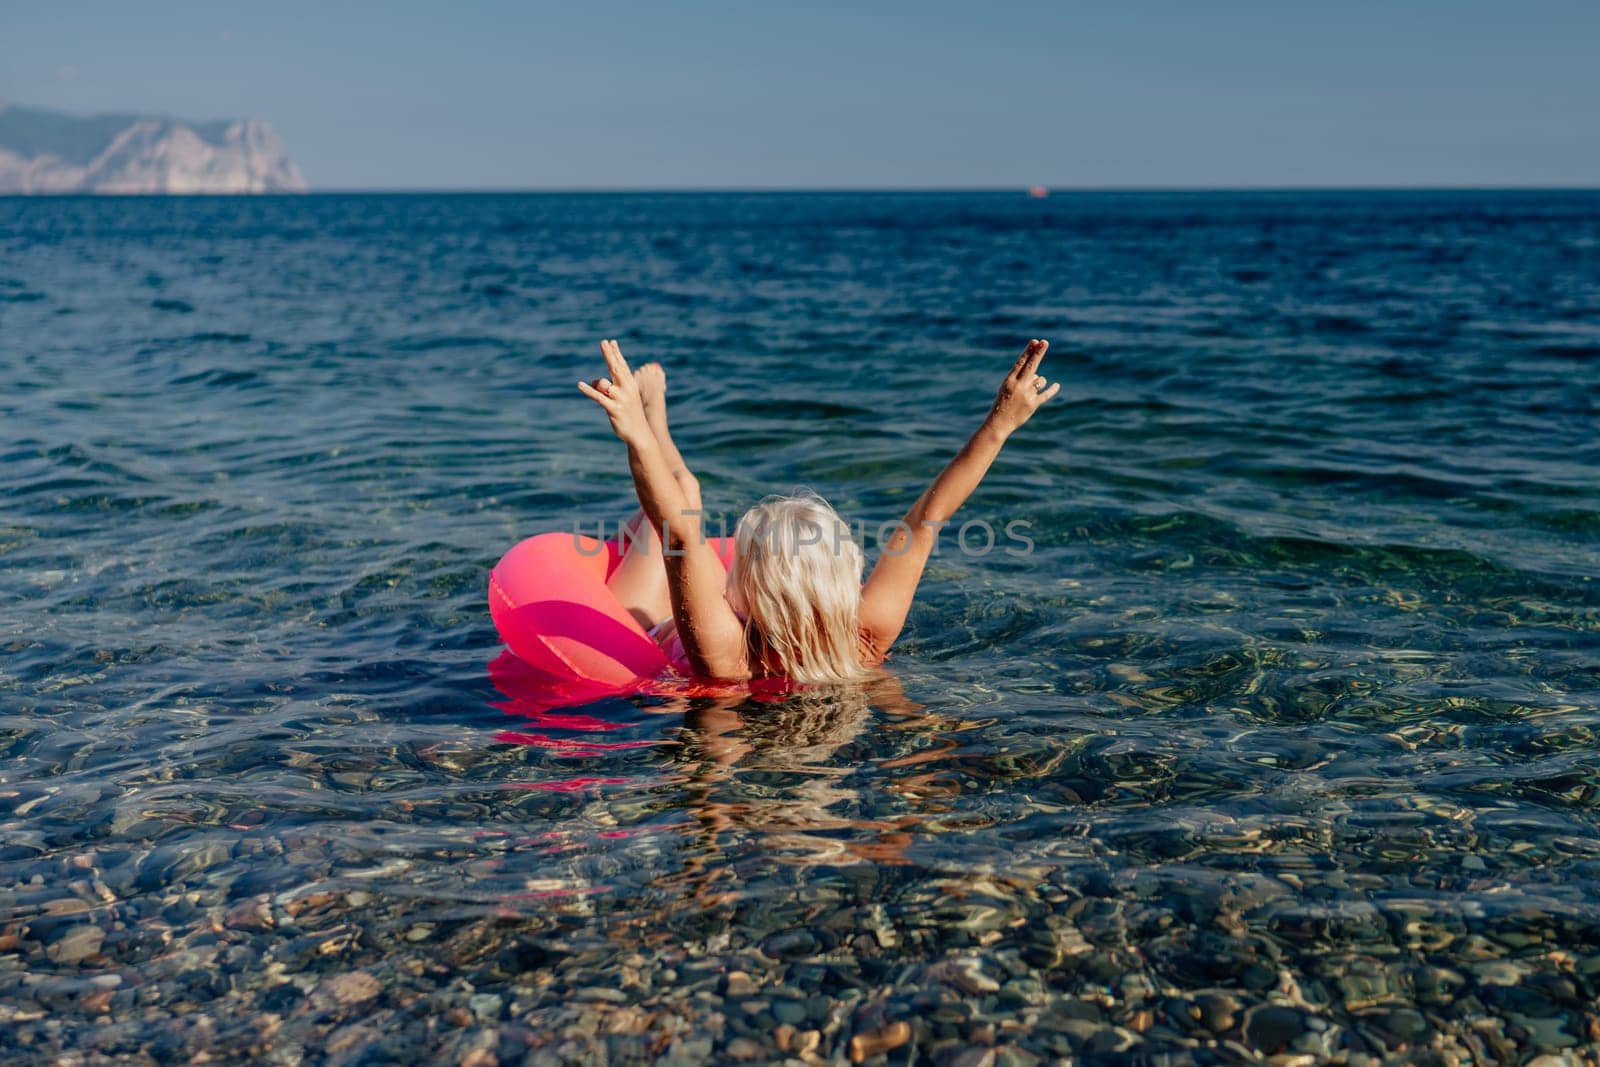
[3,1,1597,189]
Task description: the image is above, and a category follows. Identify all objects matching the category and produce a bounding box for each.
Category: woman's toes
[638,362,666,405]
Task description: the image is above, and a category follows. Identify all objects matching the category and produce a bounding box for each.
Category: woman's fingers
[576,379,613,406]
[1009,339,1042,379]
[601,338,633,382]
[1020,338,1049,378]
[1038,381,1062,403]
[1033,375,1048,391]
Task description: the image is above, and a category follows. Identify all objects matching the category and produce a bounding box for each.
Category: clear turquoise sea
[3,191,1599,1064]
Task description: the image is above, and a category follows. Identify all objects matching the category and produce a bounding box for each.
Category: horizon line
[318,184,1600,194]
[5,184,1600,198]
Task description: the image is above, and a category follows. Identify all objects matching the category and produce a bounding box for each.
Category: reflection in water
[492,662,933,880]
[668,675,915,878]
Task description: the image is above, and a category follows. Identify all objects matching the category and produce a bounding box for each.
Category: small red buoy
[1028,185,1049,199]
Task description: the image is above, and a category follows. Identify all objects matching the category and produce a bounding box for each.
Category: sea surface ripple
[2,192,1599,1063]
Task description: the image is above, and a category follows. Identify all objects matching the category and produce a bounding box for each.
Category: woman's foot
[635,359,692,481]
[636,361,666,418]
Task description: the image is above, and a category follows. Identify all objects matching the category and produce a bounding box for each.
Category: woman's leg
[608,505,673,629]
[606,362,698,630]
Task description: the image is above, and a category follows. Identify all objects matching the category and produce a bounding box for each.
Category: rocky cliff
[0,103,306,194]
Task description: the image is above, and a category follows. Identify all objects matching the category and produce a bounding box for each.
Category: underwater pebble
[468,994,503,1020]
[940,957,1000,996]
[46,925,103,965]
[1195,992,1240,1032]
[1242,1005,1309,1053]
[1473,960,1527,986]
[849,1021,910,1063]
[320,971,381,1006]
[724,970,758,997]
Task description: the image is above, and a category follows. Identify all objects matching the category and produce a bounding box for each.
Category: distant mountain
[0,103,306,194]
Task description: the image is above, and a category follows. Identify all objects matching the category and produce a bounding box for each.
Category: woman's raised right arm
[579,340,751,679]
[857,339,1060,661]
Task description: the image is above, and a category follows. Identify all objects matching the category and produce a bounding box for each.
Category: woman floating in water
[577,338,1060,684]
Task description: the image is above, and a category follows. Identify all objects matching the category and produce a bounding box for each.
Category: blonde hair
[729,491,865,685]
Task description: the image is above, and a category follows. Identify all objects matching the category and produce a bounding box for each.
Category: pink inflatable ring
[488,530,736,688]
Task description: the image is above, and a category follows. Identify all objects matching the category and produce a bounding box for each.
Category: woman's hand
[984,338,1062,438]
[577,339,654,447]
